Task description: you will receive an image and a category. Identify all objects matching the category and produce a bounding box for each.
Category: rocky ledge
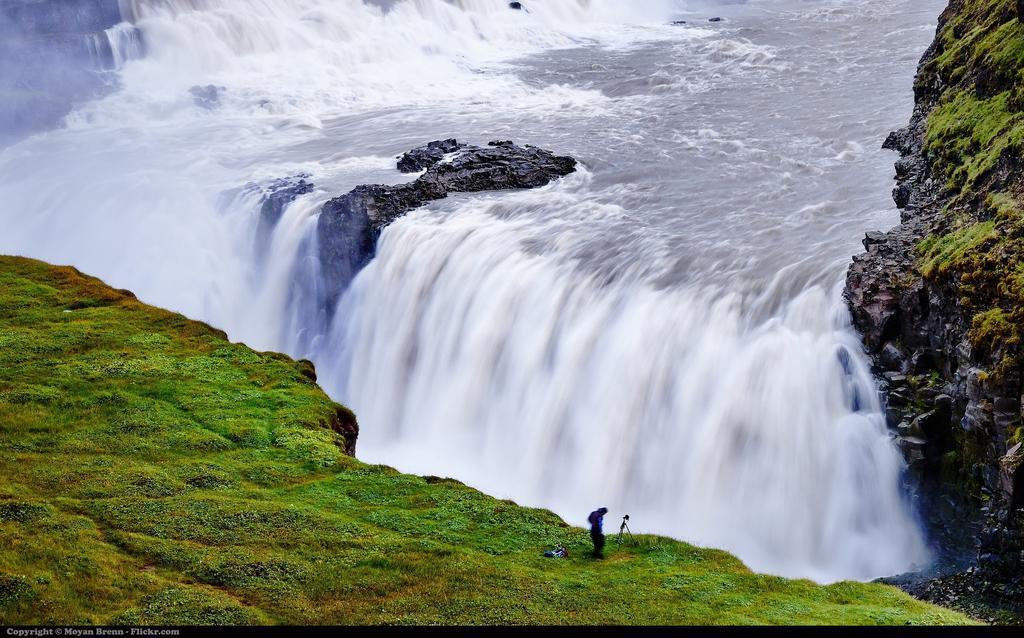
[845,0,1024,619]
[314,139,577,312]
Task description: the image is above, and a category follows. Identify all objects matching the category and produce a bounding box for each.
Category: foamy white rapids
[78,0,681,126]
[0,0,948,583]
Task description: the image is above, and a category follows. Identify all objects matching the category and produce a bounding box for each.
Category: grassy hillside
[0,255,971,625]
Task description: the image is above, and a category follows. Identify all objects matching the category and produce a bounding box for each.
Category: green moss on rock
[910,0,1024,380]
[917,221,998,277]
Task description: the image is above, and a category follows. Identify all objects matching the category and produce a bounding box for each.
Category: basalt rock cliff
[845,0,1024,613]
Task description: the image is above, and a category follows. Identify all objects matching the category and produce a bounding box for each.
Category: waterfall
[318,174,930,582]
[0,0,944,584]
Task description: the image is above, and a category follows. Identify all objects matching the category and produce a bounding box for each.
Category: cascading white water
[321,172,929,582]
[0,0,947,583]
[88,22,145,71]
[99,0,666,121]
[107,22,146,69]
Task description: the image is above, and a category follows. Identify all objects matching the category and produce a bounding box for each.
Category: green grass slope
[0,255,971,625]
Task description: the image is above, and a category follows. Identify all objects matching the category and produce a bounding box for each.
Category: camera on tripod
[616,514,633,544]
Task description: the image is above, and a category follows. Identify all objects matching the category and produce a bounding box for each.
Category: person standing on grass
[588,507,608,558]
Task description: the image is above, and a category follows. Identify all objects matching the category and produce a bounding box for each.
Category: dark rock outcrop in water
[316,139,577,311]
[0,0,128,146]
[845,0,1024,619]
[396,138,464,173]
[252,174,314,255]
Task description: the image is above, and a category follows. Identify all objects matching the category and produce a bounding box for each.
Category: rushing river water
[0,0,947,582]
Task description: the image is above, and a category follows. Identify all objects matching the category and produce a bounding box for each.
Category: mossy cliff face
[845,0,1024,600]
[0,255,971,625]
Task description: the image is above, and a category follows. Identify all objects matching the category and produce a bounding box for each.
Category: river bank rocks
[316,139,577,312]
[845,0,1024,617]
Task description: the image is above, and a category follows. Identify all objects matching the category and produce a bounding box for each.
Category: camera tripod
[616,514,633,545]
